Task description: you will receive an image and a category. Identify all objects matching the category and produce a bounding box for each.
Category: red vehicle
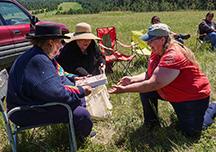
[0,0,69,69]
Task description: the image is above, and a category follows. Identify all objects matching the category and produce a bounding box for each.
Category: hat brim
[26,33,70,39]
[64,32,100,43]
[140,34,155,42]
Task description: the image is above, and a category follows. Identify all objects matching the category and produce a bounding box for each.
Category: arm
[95,43,106,65]
[130,72,147,83]
[199,20,215,34]
[109,66,180,93]
[26,55,89,104]
[94,43,106,73]
[213,22,216,31]
[118,72,147,86]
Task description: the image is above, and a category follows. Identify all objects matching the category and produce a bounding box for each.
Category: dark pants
[10,98,92,138]
[140,91,209,138]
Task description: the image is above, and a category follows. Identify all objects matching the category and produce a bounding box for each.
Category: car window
[0,16,3,25]
[0,2,30,26]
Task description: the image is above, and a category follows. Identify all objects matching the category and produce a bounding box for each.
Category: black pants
[140,91,209,138]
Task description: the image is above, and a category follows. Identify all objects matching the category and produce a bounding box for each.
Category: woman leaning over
[109,23,211,138]
[6,23,93,139]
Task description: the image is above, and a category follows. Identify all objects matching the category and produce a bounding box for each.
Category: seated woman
[56,22,106,76]
[6,23,93,139]
[198,12,216,48]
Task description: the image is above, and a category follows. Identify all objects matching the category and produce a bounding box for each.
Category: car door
[0,1,32,68]
[0,1,31,44]
[0,15,14,46]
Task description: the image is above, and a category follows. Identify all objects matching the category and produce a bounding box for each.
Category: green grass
[1,10,216,152]
[58,2,82,12]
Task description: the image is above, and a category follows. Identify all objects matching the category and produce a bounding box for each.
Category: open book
[75,74,108,88]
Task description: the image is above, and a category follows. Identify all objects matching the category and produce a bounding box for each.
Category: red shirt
[147,43,211,102]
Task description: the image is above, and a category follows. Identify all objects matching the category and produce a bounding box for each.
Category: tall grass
[0,10,216,152]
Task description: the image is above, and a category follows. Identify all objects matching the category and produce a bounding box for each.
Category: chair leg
[5,123,16,152]
[11,134,17,152]
[68,120,77,152]
[13,126,18,151]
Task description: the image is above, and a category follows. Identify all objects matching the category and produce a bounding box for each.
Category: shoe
[181,34,191,40]
[89,131,96,138]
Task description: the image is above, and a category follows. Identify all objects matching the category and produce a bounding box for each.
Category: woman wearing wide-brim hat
[56,22,106,76]
[6,23,94,139]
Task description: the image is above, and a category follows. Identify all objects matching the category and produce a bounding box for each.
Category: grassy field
[58,2,82,12]
[0,10,216,152]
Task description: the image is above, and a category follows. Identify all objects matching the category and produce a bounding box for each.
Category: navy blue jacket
[6,46,85,110]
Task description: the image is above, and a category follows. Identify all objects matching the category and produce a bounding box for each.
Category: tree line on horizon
[18,0,216,14]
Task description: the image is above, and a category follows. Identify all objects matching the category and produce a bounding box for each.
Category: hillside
[17,0,216,14]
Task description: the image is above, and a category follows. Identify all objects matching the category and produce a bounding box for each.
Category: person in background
[108,23,211,139]
[56,22,106,76]
[203,101,216,129]
[6,23,94,139]
[198,12,216,48]
[151,16,191,44]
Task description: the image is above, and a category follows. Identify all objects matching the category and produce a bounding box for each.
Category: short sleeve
[159,46,187,69]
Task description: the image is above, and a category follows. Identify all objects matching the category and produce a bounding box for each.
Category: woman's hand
[82,85,92,96]
[108,85,125,94]
[118,76,132,86]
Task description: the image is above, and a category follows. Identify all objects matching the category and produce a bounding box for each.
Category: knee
[73,107,93,137]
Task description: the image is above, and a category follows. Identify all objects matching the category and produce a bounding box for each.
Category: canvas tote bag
[85,85,112,120]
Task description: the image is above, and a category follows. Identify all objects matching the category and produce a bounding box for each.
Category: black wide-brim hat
[26,23,70,39]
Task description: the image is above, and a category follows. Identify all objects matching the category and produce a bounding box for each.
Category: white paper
[75,74,107,88]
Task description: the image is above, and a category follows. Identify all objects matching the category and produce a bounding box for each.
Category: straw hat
[64,22,100,43]
[26,23,70,39]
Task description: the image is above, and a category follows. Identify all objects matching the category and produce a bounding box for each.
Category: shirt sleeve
[25,55,85,104]
[159,47,186,69]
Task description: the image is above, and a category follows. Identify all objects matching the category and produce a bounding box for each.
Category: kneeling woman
[109,23,211,138]
[6,23,93,138]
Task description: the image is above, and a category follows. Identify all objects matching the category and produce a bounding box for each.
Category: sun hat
[64,22,100,43]
[26,23,70,39]
[140,23,171,42]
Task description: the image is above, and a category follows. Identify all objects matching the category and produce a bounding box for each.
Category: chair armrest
[7,103,73,118]
[98,43,115,52]
[117,40,132,48]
